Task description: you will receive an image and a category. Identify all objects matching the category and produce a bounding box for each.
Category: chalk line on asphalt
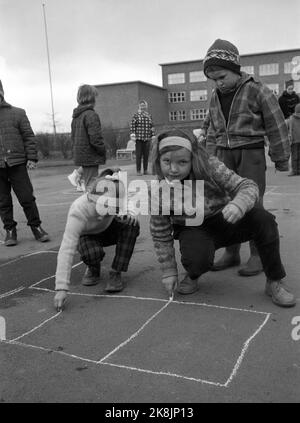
[0,287,25,299]
[0,251,272,388]
[0,250,58,269]
[98,299,172,364]
[10,311,62,342]
[224,313,271,387]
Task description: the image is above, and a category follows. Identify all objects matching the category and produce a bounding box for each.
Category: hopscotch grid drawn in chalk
[0,251,271,388]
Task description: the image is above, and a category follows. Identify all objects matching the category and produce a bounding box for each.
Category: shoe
[4,228,17,247]
[136,171,142,176]
[265,280,296,307]
[177,275,199,295]
[288,172,297,177]
[105,270,124,292]
[68,169,80,187]
[144,170,149,175]
[211,254,241,271]
[81,265,100,286]
[31,226,50,242]
[238,255,263,276]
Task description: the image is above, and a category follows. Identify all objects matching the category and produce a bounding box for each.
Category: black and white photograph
[0,0,299,406]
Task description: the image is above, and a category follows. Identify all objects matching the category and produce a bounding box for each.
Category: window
[190,109,207,120]
[190,90,207,101]
[284,62,293,74]
[259,63,279,76]
[168,92,186,103]
[241,65,254,74]
[294,82,300,94]
[169,110,186,121]
[266,83,279,95]
[189,70,207,82]
[167,73,185,84]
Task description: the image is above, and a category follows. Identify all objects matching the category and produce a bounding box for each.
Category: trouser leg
[9,164,41,228]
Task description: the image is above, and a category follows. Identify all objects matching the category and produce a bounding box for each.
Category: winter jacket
[206,73,290,167]
[289,112,300,144]
[0,100,37,168]
[71,104,106,167]
[279,91,300,119]
[150,156,259,279]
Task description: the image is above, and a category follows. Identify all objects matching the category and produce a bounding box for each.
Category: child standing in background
[150,129,295,308]
[71,84,106,190]
[288,103,300,176]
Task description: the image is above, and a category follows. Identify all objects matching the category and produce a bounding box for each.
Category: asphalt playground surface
[0,158,299,403]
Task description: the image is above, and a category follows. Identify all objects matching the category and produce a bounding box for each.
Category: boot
[4,228,17,247]
[177,274,199,295]
[265,279,296,307]
[211,244,241,271]
[81,264,101,286]
[105,270,124,292]
[31,226,50,242]
[238,241,263,276]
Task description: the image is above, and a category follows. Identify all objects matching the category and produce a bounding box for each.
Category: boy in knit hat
[288,103,300,176]
[203,39,290,277]
[54,168,140,311]
[0,80,50,246]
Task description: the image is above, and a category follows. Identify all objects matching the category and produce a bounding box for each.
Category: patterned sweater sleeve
[150,214,178,278]
[210,157,259,216]
[130,113,137,136]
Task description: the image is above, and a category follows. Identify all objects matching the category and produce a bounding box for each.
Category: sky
[0,0,300,133]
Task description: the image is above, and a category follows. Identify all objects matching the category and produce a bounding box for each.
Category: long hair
[151,128,214,182]
[77,84,98,105]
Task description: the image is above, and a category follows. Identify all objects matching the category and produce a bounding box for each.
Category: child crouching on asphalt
[149,129,296,307]
[54,168,140,311]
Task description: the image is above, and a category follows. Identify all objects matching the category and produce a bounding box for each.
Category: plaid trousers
[78,217,140,272]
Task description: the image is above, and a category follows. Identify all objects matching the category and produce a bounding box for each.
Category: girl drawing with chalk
[149,129,295,307]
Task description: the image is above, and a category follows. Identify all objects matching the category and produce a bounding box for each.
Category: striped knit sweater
[150,156,259,278]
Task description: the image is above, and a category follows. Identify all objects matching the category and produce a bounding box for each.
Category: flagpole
[42,2,56,136]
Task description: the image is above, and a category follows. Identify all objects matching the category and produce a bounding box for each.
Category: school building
[95,48,300,139]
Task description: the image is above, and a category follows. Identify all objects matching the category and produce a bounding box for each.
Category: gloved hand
[275,160,289,172]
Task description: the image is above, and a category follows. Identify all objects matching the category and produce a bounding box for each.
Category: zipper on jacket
[217,76,249,148]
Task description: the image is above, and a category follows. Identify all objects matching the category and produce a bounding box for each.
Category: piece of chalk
[169,293,174,302]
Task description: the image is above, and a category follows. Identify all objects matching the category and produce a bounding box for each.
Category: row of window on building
[168,61,296,85]
[169,109,207,121]
[168,82,287,101]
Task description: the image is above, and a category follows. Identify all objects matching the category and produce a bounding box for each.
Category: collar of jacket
[212,71,253,96]
[72,104,94,118]
[0,100,12,109]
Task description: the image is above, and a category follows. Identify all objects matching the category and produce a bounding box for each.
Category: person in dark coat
[0,80,49,246]
[278,82,300,119]
[71,84,106,189]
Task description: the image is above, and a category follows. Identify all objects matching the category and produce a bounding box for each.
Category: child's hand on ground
[54,291,67,312]
[162,275,178,297]
[222,203,243,224]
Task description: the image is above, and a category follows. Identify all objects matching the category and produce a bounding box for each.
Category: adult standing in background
[72,84,106,190]
[278,81,300,119]
[0,80,49,246]
[130,100,155,175]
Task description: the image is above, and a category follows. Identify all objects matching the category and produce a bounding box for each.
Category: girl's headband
[159,136,192,152]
